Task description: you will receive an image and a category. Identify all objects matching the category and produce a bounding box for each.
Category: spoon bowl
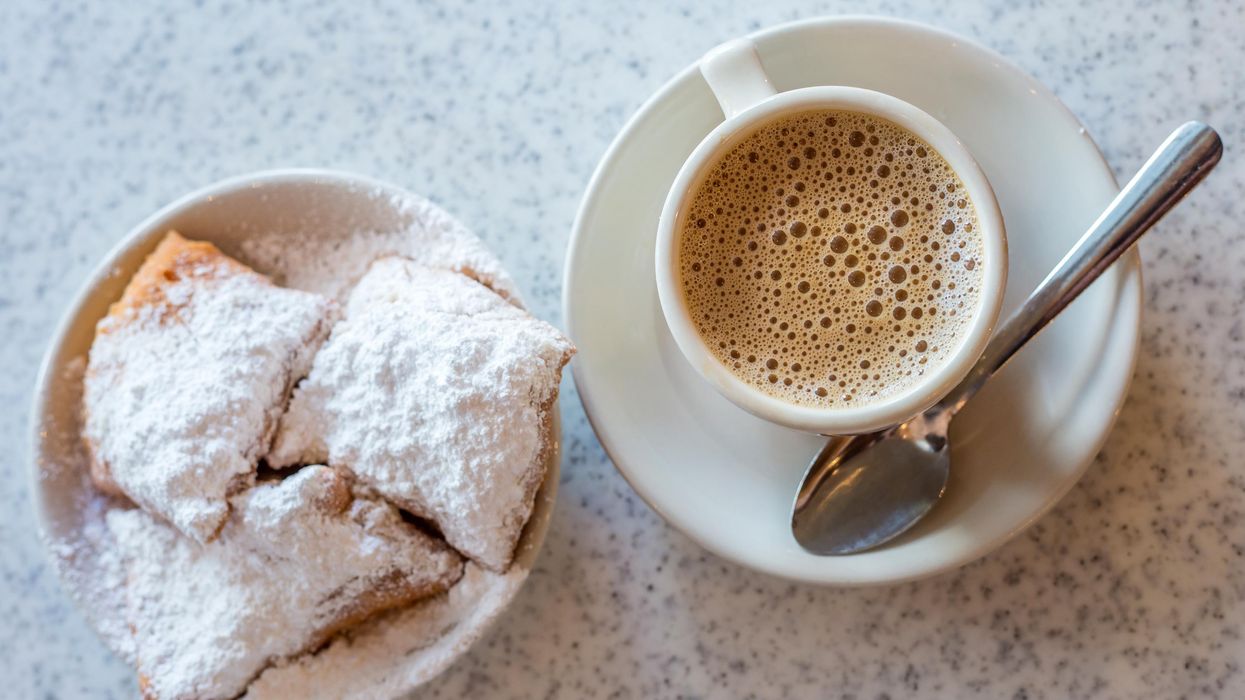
[792,429,949,555]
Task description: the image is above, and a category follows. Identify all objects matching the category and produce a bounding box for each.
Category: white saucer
[563,16,1141,585]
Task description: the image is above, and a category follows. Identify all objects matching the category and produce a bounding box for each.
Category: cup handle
[700,39,778,119]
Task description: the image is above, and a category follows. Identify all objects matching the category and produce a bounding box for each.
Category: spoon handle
[941,121,1222,412]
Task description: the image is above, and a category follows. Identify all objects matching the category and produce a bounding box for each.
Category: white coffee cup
[655,39,1007,435]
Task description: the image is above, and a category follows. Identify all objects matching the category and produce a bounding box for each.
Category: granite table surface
[2,1,1243,698]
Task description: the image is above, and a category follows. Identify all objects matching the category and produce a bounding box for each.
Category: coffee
[677,109,984,408]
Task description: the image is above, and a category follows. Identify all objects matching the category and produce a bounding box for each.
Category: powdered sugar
[270,258,574,571]
[48,480,138,665]
[239,190,521,306]
[107,466,464,700]
[246,562,526,699]
[83,233,333,542]
[36,356,137,664]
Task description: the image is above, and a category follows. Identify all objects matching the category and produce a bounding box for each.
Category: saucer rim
[562,15,1141,585]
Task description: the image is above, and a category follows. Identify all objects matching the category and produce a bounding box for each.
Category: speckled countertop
[3,1,1243,698]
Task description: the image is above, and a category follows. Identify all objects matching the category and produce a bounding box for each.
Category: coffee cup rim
[655,86,1008,434]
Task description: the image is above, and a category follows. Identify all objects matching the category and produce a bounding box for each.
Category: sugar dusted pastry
[108,465,464,700]
[83,231,333,542]
[270,257,574,571]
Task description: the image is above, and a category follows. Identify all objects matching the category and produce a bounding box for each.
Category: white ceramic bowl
[28,169,559,696]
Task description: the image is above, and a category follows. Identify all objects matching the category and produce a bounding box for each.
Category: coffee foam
[677,109,984,408]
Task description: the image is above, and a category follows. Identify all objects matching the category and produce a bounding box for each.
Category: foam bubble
[677,109,985,408]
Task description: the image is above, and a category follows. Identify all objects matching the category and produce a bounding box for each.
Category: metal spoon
[791,122,1223,555]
